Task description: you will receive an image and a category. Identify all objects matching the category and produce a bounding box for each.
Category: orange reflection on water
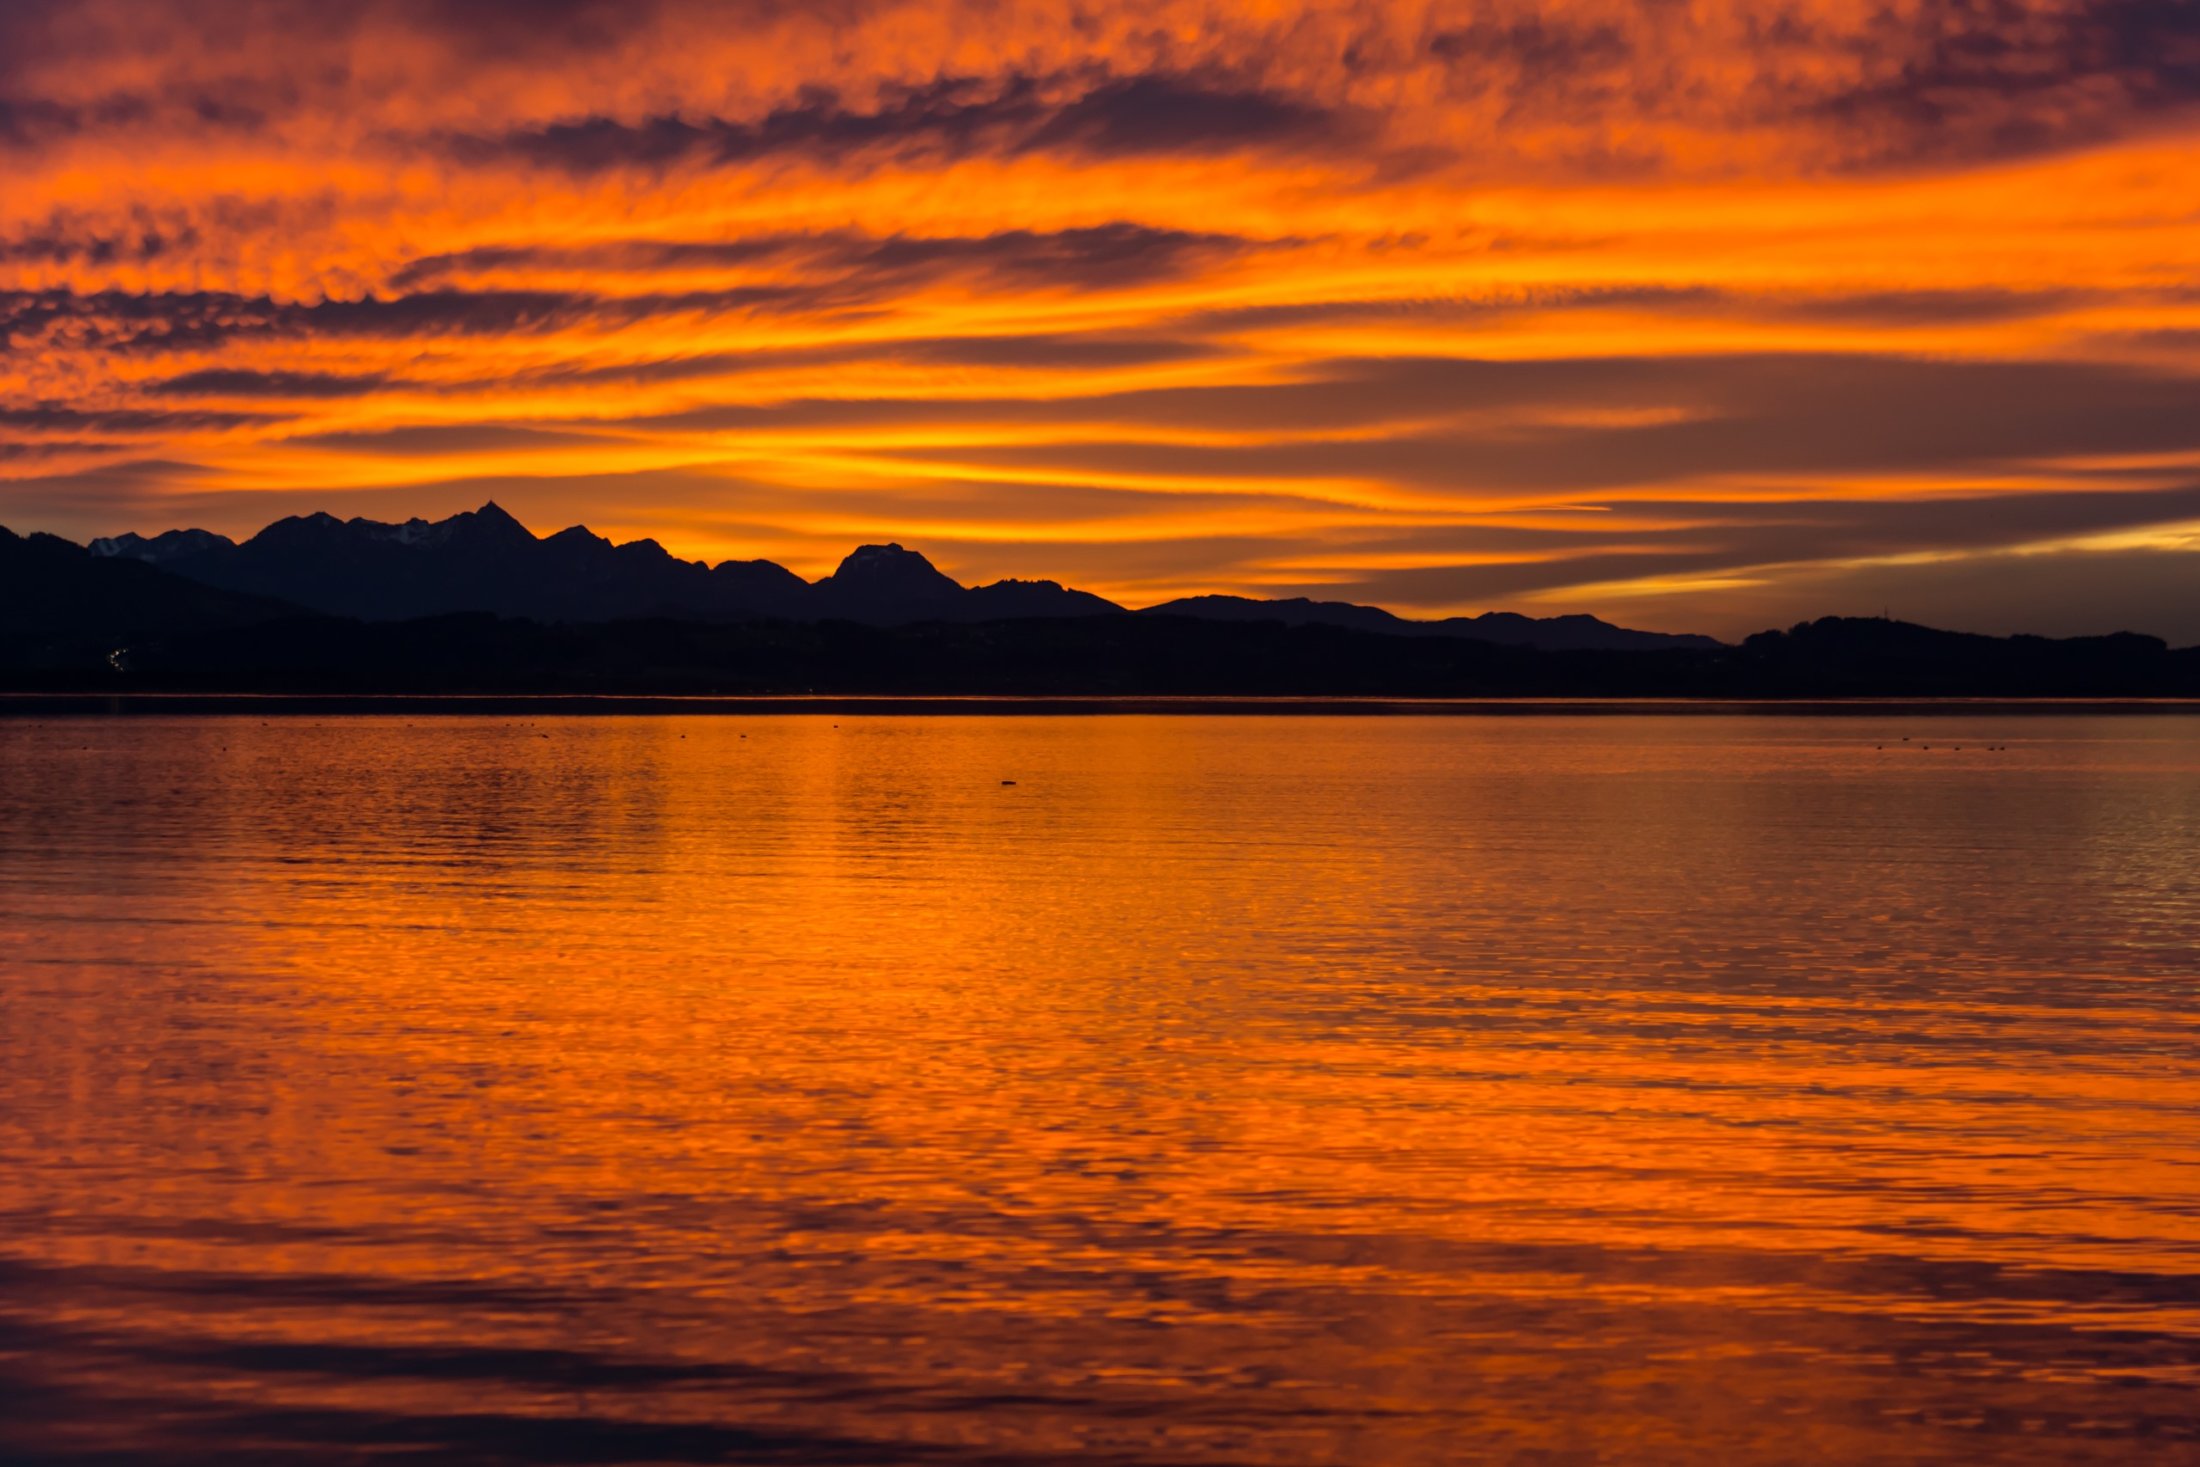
[1,713,2197,1464]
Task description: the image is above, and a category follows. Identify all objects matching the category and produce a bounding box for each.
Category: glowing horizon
[5,0,2200,639]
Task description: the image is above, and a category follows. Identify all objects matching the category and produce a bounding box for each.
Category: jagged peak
[427,500,537,547]
[89,527,235,562]
[828,542,954,581]
[837,541,925,567]
[250,510,345,542]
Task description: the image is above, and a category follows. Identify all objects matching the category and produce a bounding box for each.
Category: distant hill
[1139,594,1722,652]
[809,543,1125,624]
[76,612,2200,697]
[1735,616,2184,697]
[0,526,304,671]
[80,502,1709,648]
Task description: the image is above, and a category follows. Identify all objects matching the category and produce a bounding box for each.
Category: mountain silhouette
[9,519,2198,695]
[88,502,814,623]
[80,501,1710,647]
[1,525,303,670]
[87,527,235,564]
[1735,616,2181,696]
[85,506,1114,626]
[1137,594,1721,652]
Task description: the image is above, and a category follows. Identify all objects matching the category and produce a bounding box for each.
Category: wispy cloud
[3,0,2199,637]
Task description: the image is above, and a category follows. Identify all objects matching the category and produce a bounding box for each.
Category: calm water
[2,713,2197,1466]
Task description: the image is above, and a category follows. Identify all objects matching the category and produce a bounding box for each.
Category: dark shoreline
[8,693,2200,718]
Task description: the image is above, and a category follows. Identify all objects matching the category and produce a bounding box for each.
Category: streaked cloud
[3,0,2199,638]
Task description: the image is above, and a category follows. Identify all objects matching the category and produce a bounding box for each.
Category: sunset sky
[4,0,2198,638]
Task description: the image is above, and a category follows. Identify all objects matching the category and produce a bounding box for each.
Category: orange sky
[3,0,2199,638]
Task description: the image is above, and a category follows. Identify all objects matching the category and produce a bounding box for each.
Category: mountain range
[79,501,1718,651]
[9,504,2197,697]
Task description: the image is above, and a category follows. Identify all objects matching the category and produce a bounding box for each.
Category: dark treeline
[9,608,2197,699]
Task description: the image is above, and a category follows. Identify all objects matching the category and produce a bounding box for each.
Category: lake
[2,712,2197,1465]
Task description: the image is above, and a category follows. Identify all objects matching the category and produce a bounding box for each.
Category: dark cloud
[0,228,195,267]
[511,348,864,389]
[1174,287,1724,337]
[3,0,2193,179]
[1016,75,1348,156]
[285,423,617,456]
[546,473,1335,531]
[148,368,398,398]
[1803,0,2200,166]
[1307,497,2200,644]
[1173,353,2200,486]
[466,71,1356,175]
[0,289,264,353]
[897,333,1218,369]
[469,75,1047,174]
[0,0,699,87]
[294,287,815,338]
[500,330,1213,390]
[1729,540,2200,642]
[1475,353,2200,486]
[0,456,224,516]
[607,352,2200,484]
[0,95,151,147]
[393,223,1253,294]
[0,438,128,461]
[1276,479,2200,620]
[1706,481,2200,561]
[0,403,266,433]
[1176,285,2102,338]
[1421,0,2200,172]
[1770,288,2094,323]
[1333,479,2200,581]
[389,238,797,288]
[393,0,674,50]
[615,354,1650,438]
[847,224,1254,287]
[1426,15,1636,104]
[0,284,830,354]
[0,72,307,148]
